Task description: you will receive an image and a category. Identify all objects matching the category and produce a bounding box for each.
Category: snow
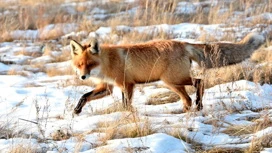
[0,63,10,72]
[96,133,192,153]
[176,2,199,14]
[262,148,272,153]
[0,0,272,152]
[0,73,271,152]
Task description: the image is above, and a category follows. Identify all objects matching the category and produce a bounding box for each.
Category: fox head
[70,38,100,80]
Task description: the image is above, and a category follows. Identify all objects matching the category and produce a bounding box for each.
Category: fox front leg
[73,83,113,114]
[74,91,93,114]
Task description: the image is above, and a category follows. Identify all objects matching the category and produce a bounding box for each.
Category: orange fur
[71,39,199,114]
[70,33,264,114]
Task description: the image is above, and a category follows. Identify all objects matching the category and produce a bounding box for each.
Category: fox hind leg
[121,83,134,110]
[164,83,192,112]
[193,79,204,111]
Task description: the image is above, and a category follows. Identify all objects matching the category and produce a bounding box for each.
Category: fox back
[70,39,193,86]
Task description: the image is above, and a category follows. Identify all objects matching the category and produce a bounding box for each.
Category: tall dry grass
[1,0,270,42]
[0,0,271,152]
[95,112,154,143]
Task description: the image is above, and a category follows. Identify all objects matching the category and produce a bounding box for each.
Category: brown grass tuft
[93,101,128,115]
[7,69,30,77]
[9,143,38,153]
[51,128,72,141]
[245,133,272,153]
[251,48,272,63]
[96,113,154,142]
[14,50,42,58]
[202,147,244,153]
[223,114,272,136]
[203,59,272,89]
[46,66,74,77]
[147,91,180,105]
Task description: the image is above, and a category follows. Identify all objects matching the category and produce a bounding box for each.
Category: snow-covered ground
[0,0,272,152]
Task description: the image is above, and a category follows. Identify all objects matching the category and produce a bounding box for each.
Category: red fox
[70,33,264,114]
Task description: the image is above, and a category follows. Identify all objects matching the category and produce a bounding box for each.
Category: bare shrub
[0,122,26,139]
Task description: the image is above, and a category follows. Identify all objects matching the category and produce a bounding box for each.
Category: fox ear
[70,40,83,57]
[89,38,100,55]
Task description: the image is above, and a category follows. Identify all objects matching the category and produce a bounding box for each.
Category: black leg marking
[122,92,127,108]
[194,79,204,111]
[74,91,93,114]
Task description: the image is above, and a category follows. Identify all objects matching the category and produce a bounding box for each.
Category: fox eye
[87,63,93,68]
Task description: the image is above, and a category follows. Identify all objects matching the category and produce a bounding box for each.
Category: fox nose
[81,75,86,80]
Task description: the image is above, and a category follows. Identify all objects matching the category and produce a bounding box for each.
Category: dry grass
[251,47,272,63]
[200,148,244,153]
[195,116,272,153]
[95,148,115,153]
[1,0,269,42]
[18,0,68,5]
[132,0,180,26]
[9,144,38,153]
[221,113,272,152]
[147,91,180,105]
[0,122,26,139]
[7,69,30,76]
[164,128,188,142]
[223,124,257,137]
[14,49,42,58]
[93,101,128,115]
[223,114,272,136]
[245,133,272,153]
[0,0,271,152]
[103,28,174,44]
[46,66,74,77]
[96,112,154,144]
[51,128,72,141]
[203,64,249,88]
[0,2,79,41]
[203,60,272,89]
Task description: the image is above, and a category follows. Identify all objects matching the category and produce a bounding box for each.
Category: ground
[0,0,271,152]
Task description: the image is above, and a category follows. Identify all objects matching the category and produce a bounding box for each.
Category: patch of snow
[95,133,192,153]
[8,30,39,40]
[0,63,10,72]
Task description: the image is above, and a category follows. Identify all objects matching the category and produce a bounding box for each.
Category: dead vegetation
[8,144,38,153]
[0,0,271,152]
[0,121,26,139]
[0,0,270,42]
[147,91,180,105]
[203,46,272,88]
[95,113,154,143]
[93,101,128,115]
[223,114,272,137]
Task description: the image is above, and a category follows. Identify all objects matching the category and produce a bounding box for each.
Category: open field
[0,0,272,152]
